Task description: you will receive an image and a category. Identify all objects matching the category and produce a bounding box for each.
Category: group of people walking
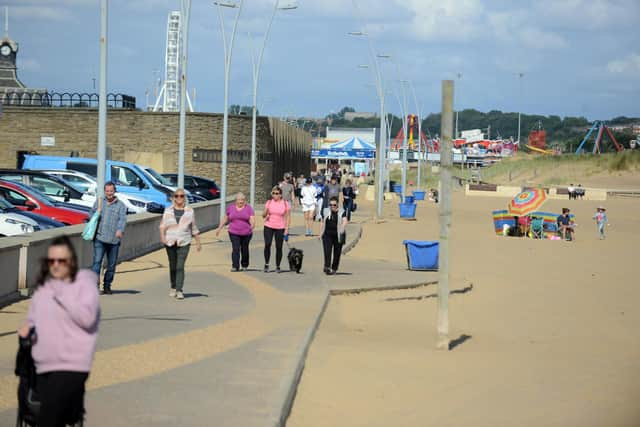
[16,175,352,425]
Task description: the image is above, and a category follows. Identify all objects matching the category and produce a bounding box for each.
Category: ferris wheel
[153,11,193,112]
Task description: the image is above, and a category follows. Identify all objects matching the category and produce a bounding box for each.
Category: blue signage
[311,149,375,159]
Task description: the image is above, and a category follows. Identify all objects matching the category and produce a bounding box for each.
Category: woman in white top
[300,177,318,236]
[159,188,201,300]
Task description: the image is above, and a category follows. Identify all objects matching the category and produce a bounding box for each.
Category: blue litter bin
[402,240,439,271]
[413,190,426,201]
[392,184,403,193]
[403,195,415,204]
[398,202,416,219]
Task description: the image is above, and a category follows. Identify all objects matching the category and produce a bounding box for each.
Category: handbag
[339,231,346,245]
[351,202,357,212]
[82,199,101,241]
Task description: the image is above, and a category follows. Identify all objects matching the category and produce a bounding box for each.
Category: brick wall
[0,107,311,202]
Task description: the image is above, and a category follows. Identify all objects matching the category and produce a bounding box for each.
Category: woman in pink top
[18,235,100,426]
[216,192,255,271]
[262,185,290,273]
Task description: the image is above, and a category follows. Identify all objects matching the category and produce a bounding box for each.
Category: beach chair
[530,217,544,239]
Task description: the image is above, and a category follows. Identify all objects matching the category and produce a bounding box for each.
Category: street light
[214,0,243,222]
[177,0,192,189]
[454,72,462,139]
[97,0,108,199]
[407,80,424,190]
[397,79,409,200]
[517,72,524,144]
[348,31,386,219]
[248,0,297,208]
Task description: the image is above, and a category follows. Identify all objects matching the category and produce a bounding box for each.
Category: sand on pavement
[287,190,640,427]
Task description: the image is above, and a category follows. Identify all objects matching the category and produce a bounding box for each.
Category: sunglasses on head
[47,258,69,266]
[174,194,185,198]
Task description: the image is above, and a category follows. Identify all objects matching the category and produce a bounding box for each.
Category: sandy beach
[287,189,640,426]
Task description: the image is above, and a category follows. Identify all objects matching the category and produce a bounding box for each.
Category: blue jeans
[92,240,120,290]
[343,198,353,221]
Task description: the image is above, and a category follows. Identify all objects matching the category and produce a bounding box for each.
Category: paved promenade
[0,200,434,426]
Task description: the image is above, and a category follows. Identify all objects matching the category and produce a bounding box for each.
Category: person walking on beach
[300,177,318,236]
[593,206,608,240]
[319,196,348,275]
[91,181,127,295]
[216,192,255,271]
[18,236,100,427]
[342,178,356,221]
[263,185,290,273]
[159,188,201,300]
[279,173,295,207]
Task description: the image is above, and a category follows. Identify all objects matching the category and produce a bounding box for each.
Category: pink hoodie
[27,269,100,374]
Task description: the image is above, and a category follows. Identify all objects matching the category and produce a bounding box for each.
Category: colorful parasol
[508,188,547,216]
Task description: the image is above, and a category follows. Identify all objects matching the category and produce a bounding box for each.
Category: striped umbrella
[508,188,547,216]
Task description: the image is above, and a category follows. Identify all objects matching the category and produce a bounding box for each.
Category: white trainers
[175,291,184,300]
[169,289,176,298]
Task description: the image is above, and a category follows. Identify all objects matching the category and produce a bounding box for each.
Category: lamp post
[348,31,386,219]
[517,72,524,144]
[454,72,462,139]
[249,1,297,208]
[214,0,243,221]
[407,80,424,190]
[177,0,192,188]
[97,0,108,199]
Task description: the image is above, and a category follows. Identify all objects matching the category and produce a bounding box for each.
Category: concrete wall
[0,200,222,306]
[0,107,311,202]
[0,241,23,305]
[465,184,608,201]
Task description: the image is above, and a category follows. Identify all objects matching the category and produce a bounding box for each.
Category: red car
[0,180,88,225]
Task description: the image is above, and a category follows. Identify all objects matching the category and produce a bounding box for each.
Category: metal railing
[0,91,136,109]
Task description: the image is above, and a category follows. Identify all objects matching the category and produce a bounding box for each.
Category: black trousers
[263,226,284,267]
[37,371,88,427]
[229,232,252,269]
[322,233,343,271]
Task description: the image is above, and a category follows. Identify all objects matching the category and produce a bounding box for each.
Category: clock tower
[0,37,24,89]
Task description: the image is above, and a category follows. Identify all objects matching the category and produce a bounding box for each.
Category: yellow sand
[288,191,640,427]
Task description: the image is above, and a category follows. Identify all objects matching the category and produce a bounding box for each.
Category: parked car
[0,180,89,225]
[21,155,175,207]
[38,169,164,214]
[162,174,220,200]
[0,169,94,208]
[0,211,40,236]
[139,166,200,203]
[0,197,65,230]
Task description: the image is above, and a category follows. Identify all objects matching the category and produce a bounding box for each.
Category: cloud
[10,6,72,21]
[489,10,568,50]
[607,53,640,74]
[18,57,41,72]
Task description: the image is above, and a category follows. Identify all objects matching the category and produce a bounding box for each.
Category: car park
[0,180,89,225]
[38,169,163,214]
[0,197,65,230]
[21,155,175,207]
[162,173,220,200]
[0,169,94,208]
[140,166,201,203]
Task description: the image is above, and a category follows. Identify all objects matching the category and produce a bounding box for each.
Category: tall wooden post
[437,80,454,350]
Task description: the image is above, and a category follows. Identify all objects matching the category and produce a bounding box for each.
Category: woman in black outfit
[342,178,356,221]
[319,196,348,275]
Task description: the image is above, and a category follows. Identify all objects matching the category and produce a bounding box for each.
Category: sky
[5,0,640,122]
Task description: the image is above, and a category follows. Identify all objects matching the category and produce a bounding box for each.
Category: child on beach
[593,206,608,239]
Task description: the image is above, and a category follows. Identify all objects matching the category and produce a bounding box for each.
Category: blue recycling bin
[392,184,402,193]
[402,240,439,271]
[413,190,426,201]
[403,195,415,204]
[398,202,416,219]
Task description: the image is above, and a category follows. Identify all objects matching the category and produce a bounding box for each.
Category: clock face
[0,45,10,56]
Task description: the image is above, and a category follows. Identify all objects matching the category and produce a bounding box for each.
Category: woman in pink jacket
[18,235,100,427]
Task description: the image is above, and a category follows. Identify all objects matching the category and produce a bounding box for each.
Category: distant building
[344,111,376,121]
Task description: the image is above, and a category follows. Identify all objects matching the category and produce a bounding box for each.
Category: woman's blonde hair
[235,192,246,201]
[271,185,282,195]
[172,187,188,208]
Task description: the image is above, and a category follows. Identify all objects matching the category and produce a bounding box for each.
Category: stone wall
[0,107,311,202]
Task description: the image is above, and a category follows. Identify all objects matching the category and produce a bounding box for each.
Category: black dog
[287,247,304,273]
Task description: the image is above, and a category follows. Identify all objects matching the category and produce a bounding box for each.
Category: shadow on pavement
[449,334,472,350]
